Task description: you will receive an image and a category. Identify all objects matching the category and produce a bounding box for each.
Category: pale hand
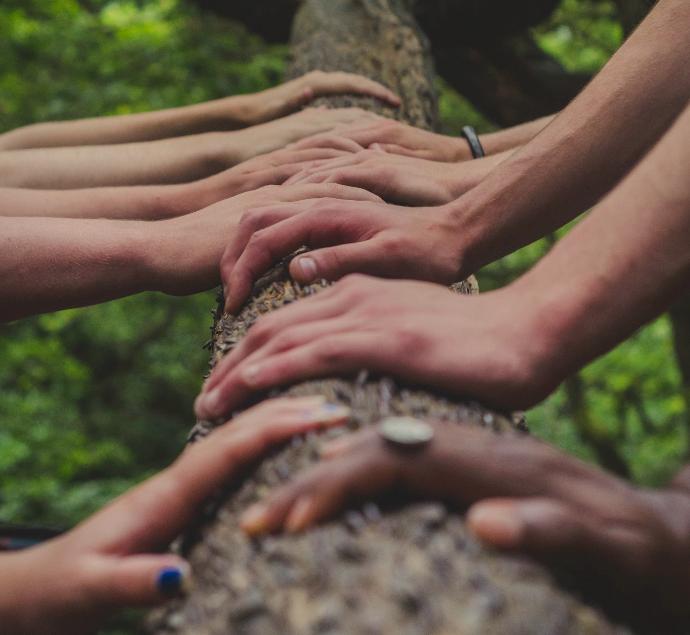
[285,148,459,205]
[291,118,471,162]
[248,71,400,124]
[220,198,467,314]
[149,183,384,297]
[196,276,551,421]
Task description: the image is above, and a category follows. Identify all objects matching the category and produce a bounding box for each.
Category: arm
[240,420,690,626]
[197,101,690,419]
[0,71,399,150]
[0,397,349,635]
[455,0,690,274]
[217,0,690,310]
[0,146,354,220]
[0,183,380,322]
[0,108,377,189]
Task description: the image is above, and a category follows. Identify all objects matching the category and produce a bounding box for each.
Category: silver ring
[378,417,434,449]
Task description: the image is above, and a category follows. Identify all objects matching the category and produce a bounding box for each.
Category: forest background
[1,0,686,553]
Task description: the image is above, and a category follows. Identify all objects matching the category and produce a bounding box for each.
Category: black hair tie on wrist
[461,125,485,159]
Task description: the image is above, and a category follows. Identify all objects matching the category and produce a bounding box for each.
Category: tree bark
[148,2,625,633]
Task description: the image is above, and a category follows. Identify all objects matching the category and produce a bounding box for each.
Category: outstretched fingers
[76,397,350,554]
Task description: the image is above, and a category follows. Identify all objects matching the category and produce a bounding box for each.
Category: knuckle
[315,338,347,365]
[379,233,406,256]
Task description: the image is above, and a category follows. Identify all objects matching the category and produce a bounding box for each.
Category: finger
[278,183,382,204]
[370,143,427,159]
[84,554,191,608]
[467,497,644,572]
[225,211,369,312]
[310,72,401,106]
[294,134,364,153]
[241,429,398,535]
[77,397,350,552]
[284,167,323,186]
[289,238,396,284]
[202,332,383,418]
[201,287,348,399]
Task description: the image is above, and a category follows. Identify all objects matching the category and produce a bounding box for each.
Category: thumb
[467,498,589,557]
[289,240,390,284]
[86,554,192,609]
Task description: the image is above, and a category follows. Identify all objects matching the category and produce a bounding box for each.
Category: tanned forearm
[514,101,690,384]
[0,96,255,151]
[0,133,233,189]
[0,108,377,189]
[479,114,555,156]
[453,0,690,275]
[0,217,160,321]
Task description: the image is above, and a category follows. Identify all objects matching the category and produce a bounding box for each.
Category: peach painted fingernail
[241,503,270,535]
[286,496,315,533]
[298,257,318,281]
[467,504,523,548]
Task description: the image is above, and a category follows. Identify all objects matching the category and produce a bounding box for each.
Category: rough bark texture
[148,2,626,633]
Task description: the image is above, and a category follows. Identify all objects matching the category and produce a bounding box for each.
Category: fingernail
[297,257,318,282]
[286,496,315,533]
[196,387,221,418]
[241,503,270,535]
[242,364,262,386]
[309,403,350,421]
[467,504,523,548]
[157,564,191,597]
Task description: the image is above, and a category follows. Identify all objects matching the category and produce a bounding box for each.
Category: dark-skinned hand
[240,419,690,626]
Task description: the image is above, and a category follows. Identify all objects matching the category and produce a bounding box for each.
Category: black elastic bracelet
[461,125,485,159]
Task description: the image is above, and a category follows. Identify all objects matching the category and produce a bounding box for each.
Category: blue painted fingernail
[157,566,186,597]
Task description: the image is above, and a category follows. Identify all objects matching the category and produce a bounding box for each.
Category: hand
[220,198,467,314]
[285,148,459,205]
[231,107,380,163]
[0,396,350,635]
[149,183,383,296]
[196,276,551,421]
[292,118,471,162]
[247,71,400,124]
[240,420,690,625]
[191,146,357,211]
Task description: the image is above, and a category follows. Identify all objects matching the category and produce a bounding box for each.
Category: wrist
[220,93,261,128]
[450,134,474,162]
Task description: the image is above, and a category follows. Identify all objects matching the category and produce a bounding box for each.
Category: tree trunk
[148,2,624,633]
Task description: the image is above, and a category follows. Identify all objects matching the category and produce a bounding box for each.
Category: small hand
[251,71,401,124]
[220,197,467,314]
[0,397,350,635]
[291,118,470,162]
[284,148,458,205]
[240,420,690,625]
[196,276,548,421]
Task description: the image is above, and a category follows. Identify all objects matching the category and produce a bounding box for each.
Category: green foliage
[0,0,287,531]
